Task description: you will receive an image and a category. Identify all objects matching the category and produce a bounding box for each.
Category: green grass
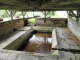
[72,17,80,21]
[28,18,35,23]
[51,15,66,18]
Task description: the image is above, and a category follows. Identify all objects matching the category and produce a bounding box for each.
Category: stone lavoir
[3,28,55,54]
[20,32,52,54]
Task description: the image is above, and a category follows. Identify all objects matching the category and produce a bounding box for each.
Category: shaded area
[56,27,80,50]
[22,32,52,54]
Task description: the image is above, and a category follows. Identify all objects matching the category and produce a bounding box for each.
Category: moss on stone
[35,29,52,33]
[4,29,34,50]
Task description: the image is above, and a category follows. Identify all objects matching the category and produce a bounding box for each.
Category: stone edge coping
[51,28,59,57]
[52,28,58,49]
[0,28,59,58]
[3,29,34,50]
[0,49,59,58]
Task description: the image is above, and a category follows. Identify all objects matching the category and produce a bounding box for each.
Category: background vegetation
[0,10,67,23]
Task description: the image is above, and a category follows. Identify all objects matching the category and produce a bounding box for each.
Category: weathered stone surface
[68,18,80,40]
[6,53,18,60]
[52,28,58,48]
[58,51,80,60]
[38,56,57,60]
[59,51,76,60]
[8,50,22,54]
[33,26,53,32]
[18,26,31,31]
[0,31,27,49]
[4,30,34,50]
[0,19,25,41]
[74,54,80,60]
[16,55,38,60]
[35,18,67,27]
[0,53,10,60]
[56,27,80,50]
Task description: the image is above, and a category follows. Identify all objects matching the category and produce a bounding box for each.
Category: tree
[0,10,8,18]
[48,11,55,15]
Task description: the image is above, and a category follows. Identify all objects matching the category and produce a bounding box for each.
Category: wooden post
[10,11,13,20]
[5,10,16,19]
[69,11,72,19]
[42,11,49,23]
[22,11,24,20]
[44,11,46,18]
[22,11,27,20]
[76,10,80,21]
[42,11,48,18]
[67,10,80,21]
[5,10,17,31]
[33,10,34,17]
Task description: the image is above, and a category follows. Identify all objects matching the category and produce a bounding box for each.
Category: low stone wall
[0,18,28,40]
[35,18,67,27]
[68,18,80,40]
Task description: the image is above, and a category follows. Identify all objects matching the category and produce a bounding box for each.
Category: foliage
[28,18,35,23]
[72,17,80,21]
[48,11,55,15]
[15,12,22,17]
[0,10,8,18]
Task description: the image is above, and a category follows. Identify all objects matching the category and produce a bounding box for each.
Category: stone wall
[0,18,28,40]
[68,18,80,40]
[35,18,67,27]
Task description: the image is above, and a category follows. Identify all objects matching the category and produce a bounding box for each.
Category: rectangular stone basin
[4,29,59,56]
[18,32,52,54]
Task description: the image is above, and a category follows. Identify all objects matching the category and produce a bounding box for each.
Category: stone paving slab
[16,55,38,60]
[56,27,80,50]
[59,51,76,60]
[74,54,80,60]
[6,53,18,60]
[18,26,32,31]
[38,56,57,60]
[0,50,80,60]
[0,51,58,60]
[17,26,54,32]
[0,53,10,60]
[2,49,58,57]
[33,26,54,30]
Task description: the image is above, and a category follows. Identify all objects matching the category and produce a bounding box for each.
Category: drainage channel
[52,48,80,53]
